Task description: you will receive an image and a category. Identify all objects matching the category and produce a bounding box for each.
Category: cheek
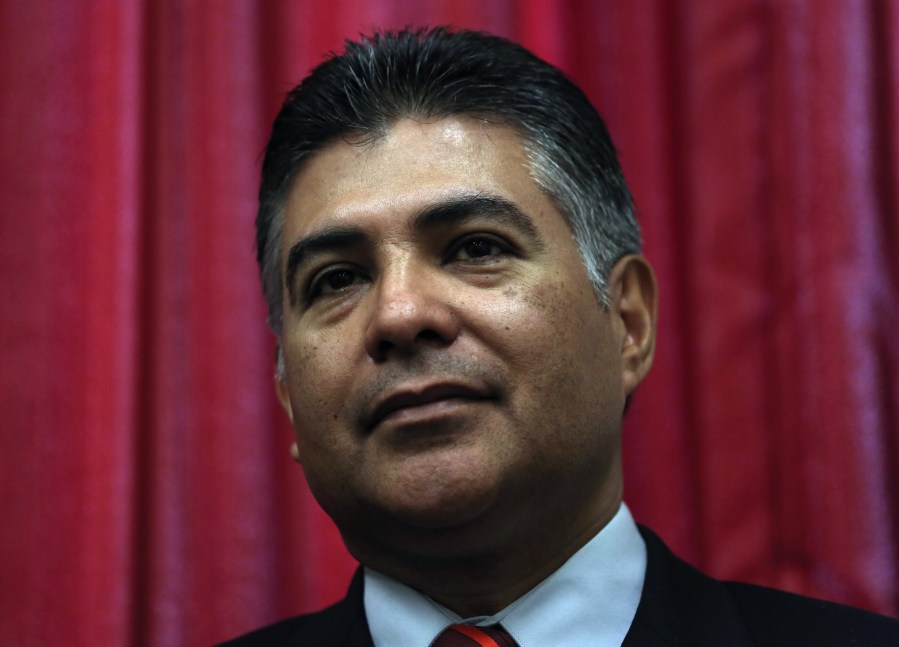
[481,274,621,433]
[487,274,607,370]
[282,328,357,428]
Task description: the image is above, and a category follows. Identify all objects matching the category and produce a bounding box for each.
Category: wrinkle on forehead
[283,117,540,241]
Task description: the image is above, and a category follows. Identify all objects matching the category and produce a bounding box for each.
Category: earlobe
[275,374,295,423]
[275,370,303,465]
[609,255,658,394]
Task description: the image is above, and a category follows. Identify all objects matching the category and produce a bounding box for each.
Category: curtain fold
[1,1,896,645]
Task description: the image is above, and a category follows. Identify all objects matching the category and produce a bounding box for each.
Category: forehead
[281,116,566,242]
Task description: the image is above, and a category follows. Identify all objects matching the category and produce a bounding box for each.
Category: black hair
[257,27,640,339]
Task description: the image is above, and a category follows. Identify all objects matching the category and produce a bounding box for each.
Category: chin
[386,493,495,530]
[384,466,501,525]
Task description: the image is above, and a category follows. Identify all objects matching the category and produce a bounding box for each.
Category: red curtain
[1,1,897,645]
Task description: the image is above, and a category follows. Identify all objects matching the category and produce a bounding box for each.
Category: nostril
[415,329,444,343]
[365,294,460,360]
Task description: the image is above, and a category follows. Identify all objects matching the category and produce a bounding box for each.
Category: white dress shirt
[364,503,647,646]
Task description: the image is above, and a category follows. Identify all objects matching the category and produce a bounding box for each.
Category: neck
[427,505,619,617]
[348,489,622,617]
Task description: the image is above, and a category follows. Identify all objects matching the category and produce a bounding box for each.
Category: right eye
[306,265,368,302]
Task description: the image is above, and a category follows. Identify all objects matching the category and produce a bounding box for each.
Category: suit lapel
[623,527,754,646]
[333,569,376,647]
[286,568,375,647]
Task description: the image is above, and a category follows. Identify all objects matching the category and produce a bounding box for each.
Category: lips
[367,382,490,430]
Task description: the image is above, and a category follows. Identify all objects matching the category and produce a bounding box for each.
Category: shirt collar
[363,502,646,647]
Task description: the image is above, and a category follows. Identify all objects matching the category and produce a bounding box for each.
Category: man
[224,28,899,646]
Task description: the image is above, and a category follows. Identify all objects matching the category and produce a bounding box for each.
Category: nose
[363,263,460,362]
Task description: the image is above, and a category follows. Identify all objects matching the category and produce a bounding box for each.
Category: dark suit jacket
[219,527,899,645]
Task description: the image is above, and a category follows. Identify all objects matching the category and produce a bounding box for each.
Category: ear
[607,255,657,395]
[274,354,303,465]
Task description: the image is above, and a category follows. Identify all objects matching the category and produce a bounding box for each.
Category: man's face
[276,116,649,564]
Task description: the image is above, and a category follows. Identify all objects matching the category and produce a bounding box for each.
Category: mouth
[367,382,491,431]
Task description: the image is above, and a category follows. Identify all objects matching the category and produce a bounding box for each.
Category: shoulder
[216,603,354,646]
[635,525,899,646]
[216,570,373,647]
[724,579,899,645]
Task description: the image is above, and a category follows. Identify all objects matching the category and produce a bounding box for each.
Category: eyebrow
[283,192,545,303]
[411,193,543,245]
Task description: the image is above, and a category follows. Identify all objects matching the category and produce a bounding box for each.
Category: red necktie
[432,624,519,647]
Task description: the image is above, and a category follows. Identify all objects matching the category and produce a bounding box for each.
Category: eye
[450,235,510,262]
[306,265,368,303]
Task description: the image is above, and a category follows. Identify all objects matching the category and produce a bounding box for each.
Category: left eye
[304,264,369,304]
[452,236,507,261]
